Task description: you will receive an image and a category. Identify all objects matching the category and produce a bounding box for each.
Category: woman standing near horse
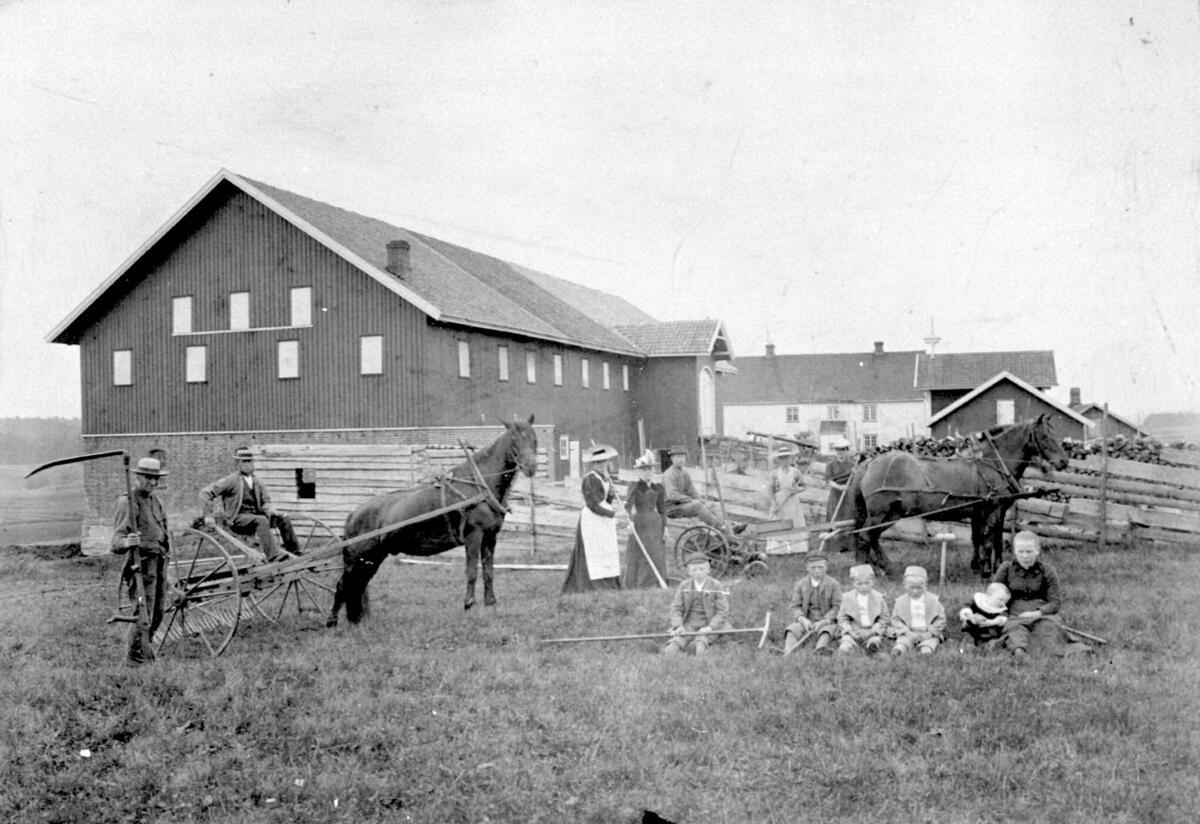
[562,445,623,594]
[620,450,667,589]
[765,448,808,554]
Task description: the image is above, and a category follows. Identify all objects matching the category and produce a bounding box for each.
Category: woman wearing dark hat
[562,445,623,594]
[621,450,668,589]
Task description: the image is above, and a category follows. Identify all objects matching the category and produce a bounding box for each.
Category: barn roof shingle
[613,320,730,357]
[915,351,1057,390]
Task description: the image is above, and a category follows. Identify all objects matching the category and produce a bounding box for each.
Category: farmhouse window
[581,358,590,389]
[863,434,878,449]
[113,349,132,386]
[229,292,250,331]
[826,405,841,420]
[786,406,799,423]
[996,399,1015,425]
[172,296,192,335]
[498,346,509,381]
[185,345,206,383]
[458,341,470,378]
[526,351,537,383]
[360,335,383,375]
[290,287,312,327]
[278,340,299,379]
[622,364,630,391]
[602,362,610,390]
[553,353,563,386]
[862,404,877,422]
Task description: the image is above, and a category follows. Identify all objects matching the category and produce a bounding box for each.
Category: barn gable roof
[1071,403,1145,434]
[613,319,731,358]
[48,169,655,356]
[915,351,1057,390]
[722,350,925,404]
[928,371,1092,427]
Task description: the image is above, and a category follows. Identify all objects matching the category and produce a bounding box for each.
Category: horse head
[1027,413,1069,473]
[502,414,538,477]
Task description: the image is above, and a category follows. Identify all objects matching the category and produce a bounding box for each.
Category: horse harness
[431,443,513,546]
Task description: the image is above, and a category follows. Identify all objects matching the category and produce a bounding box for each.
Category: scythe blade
[24,449,127,479]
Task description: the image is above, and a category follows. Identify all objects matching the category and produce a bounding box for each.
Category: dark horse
[326,416,538,627]
[849,414,1069,579]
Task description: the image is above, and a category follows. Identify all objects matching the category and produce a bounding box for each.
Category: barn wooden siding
[930,383,1086,440]
[79,186,428,433]
[632,356,725,456]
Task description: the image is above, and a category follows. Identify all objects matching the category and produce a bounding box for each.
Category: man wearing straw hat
[562,444,623,593]
[824,437,856,553]
[200,447,300,561]
[111,456,170,665]
[661,446,745,539]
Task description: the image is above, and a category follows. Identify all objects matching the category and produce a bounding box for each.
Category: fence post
[1099,404,1109,550]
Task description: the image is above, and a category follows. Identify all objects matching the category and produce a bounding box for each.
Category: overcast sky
[2,0,1198,425]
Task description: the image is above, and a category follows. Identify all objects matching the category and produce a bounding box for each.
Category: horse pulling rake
[144,495,491,657]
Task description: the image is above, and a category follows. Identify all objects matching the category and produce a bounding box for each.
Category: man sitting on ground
[661,447,745,539]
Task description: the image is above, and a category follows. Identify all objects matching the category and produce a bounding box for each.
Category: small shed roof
[1071,403,1146,435]
[928,371,1092,427]
[915,351,1057,390]
[613,320,731,358]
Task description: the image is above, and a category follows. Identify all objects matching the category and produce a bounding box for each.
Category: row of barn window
[111,338,634,388]
[170,288,313,334]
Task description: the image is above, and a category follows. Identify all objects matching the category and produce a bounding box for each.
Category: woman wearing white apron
[561,445,622,593]
[765,448,809,554]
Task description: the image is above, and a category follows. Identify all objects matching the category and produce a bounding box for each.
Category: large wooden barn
[49,169,735,525]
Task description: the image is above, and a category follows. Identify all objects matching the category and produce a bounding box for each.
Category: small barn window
[786,406,799,423]
[526,350,537,383]
[278,340,299,379]
[291,287,312,326]
[113,350,132,386]
[185,346,206,383]
[553,353,563,386]
[581,358,590,389]
[172,296,192,335]
[230,292,250,331]
[862,404,877,422]
[996,399,1015,425]
[622,364,630,391]
[498,345,509,381]
[602,361,610,390]
[361,335,383,375]
[458,341,470,378]
[295,468,317,499]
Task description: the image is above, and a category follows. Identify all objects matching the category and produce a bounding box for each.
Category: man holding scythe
[111,456,171,665]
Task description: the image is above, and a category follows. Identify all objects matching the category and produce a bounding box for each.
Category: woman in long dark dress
[621,451,667,589]
[561,445,622,594]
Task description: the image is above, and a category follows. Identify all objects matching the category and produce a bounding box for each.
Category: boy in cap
[661,447,745,539]
[958,582,1011,652]
[782,552,840,655]
[835,564,889,655]
[664,553,729,656]
[200,446,300,561]
[887,565,947,656]
[111,457,171,665]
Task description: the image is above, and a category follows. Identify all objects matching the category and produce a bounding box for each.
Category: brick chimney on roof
[873,341,884,356]
[765,343,775,358]
[1070,387,1081,407]
[386,240,411,279]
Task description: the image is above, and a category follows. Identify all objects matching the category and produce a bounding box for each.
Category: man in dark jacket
[200,447,299,560]
[112,457,170,665]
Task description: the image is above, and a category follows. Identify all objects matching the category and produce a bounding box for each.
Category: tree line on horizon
[0,417,83,465]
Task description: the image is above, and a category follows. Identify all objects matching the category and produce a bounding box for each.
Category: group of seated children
[776,553,1012,657]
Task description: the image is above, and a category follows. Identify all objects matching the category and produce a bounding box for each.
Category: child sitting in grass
[887,565,947,656]
[782,552,841,655]
[835,564,889,655]
[957,582,1011,652]
[664,553,729,656]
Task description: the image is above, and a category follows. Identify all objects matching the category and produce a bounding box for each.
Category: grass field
[0,464,86,547]
[2,477,1198,823]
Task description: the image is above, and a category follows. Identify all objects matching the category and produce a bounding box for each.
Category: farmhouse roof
[722,350,925,404]
[613,320,732,358]
[928,371,1092,427]
[1071,403,1146,434]
[915,351,1057,390]
[48,169,664,356]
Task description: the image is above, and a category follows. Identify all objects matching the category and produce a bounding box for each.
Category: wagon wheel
[155,527,242,657]
[674,525,732,578]
[244,514,343,625]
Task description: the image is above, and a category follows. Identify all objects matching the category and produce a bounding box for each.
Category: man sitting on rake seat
[661,446,746,539]
[200,447,300,561]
